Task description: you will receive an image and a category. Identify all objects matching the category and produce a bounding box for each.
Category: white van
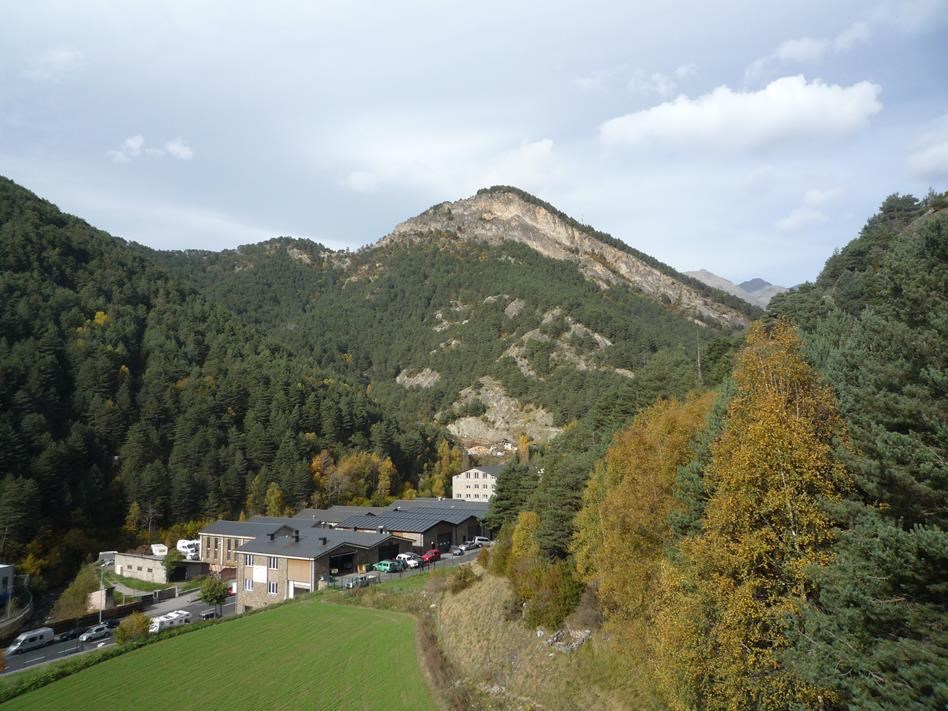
[6,627,54,655]
[176,539,200,560]
[148,609,192,634]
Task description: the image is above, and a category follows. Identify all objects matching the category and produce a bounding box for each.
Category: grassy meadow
[4,598,436,711]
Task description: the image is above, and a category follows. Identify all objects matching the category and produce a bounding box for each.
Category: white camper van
[175,539,200,560]
[148,609,191,634]
[6,627,54,655]
[150,543,168,557]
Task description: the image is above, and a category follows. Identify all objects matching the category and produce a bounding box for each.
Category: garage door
[328,553,355,575]
[437,533,453,550]
[378,543,399,561]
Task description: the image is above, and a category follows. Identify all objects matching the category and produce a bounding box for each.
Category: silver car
[79,623,110,642]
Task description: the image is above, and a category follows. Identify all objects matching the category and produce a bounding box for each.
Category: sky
[1,1,946,285]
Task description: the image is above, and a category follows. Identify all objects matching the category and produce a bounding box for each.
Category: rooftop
[339,509,480,533]
[237,528,402,558]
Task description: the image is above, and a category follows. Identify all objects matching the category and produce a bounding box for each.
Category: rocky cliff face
[383,189,750,329]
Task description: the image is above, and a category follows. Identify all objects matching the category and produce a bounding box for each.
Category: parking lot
[331,544,484,589]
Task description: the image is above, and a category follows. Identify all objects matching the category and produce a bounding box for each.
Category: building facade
[234,525,413,613]
[452,465,503,501]
[114,552,167,584]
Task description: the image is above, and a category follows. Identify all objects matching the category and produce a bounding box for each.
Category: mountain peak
[384,187,758,328]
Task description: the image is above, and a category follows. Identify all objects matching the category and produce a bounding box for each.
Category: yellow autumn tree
[573,391,716,644]
[657,319,850,709]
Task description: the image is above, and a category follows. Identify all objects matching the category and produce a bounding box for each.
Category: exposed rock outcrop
[383,189,750,329]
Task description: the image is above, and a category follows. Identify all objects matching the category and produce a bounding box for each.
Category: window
[226,539,232,550]
[244,579,253,592]
[465,472,470,479]
[146,568,152,573]
[244,554,254,566]
[268,556,278,569]
[267,581,278,595]
[474,471,480,478]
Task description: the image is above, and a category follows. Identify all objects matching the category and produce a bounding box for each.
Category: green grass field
[4,599,437,711]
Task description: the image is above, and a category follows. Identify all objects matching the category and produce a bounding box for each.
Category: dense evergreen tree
[0,177,438,586]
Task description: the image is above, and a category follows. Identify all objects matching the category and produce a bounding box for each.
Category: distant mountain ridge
[387,186,759,328]
[686,269,787,308]
[143,186,751,448]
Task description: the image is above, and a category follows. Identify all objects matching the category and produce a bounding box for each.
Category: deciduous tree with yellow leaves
[657,319,851,709]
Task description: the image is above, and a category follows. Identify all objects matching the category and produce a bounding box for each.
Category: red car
[422,548,441,564]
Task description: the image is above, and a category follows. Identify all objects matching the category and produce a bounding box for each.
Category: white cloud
[774,37,828,64]
[746,21,873,81]
[804,186,843,207]
[675,63,697,79]
[776,206,828,233]
[165,137,194,160]
[600,76,882,153]
[481,139,557,188]
[833,21,872,51]
[906,115,948,181]
[21,47,85,81]
[106,135,194,163]
[628,69,677,97]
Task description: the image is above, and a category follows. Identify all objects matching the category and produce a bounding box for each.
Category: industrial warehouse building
[199,498,490,611]
[234,525,413,613]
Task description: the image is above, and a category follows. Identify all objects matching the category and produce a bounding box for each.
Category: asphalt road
[2,595,237,675]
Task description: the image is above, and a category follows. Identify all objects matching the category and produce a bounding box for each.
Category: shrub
[115,611,150,645]
[476,547,490,568]
[523,559,585,630]
[449,565,479,594]
[488,525,512,576]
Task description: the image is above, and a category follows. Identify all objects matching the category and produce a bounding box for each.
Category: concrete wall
[114,553,167,584]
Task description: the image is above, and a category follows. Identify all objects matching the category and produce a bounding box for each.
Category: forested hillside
[484,192,947,709]
[142,194,743,446]
[0,178,441,588]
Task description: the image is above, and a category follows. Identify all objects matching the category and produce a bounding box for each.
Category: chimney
[268,532,275,541]
[395,506,401,511]
[293,529,300,543]
[320,537,328,545]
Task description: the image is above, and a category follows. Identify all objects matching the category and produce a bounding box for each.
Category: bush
[488,525,512,576]
[449,565,479,594]
[523,559,585,630]
[476,547,490,568]
[115,611,150,645]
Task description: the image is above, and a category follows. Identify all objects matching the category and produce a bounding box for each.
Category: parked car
[472,536,492,547]
[6,627,54,655]
[199,609,218,621]
[55,628,81,642]
[422,548,442,564]
[448,545,463,556]
[458,541,480,552]
[396,552,423,569]
[344,574,370,589]
[373,559,405,573]
[79,623,110,643]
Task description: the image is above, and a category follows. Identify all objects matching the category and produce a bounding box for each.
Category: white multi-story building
[452,465,504,501]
